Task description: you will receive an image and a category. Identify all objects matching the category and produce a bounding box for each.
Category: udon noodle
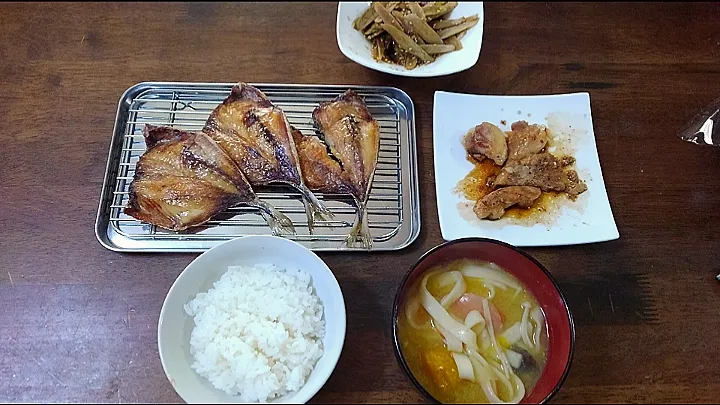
[397,259,548,404]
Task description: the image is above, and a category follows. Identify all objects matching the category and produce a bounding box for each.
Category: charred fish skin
[124,125,295,236]
[124,126,248,232]
[290,126,354,196]
[312,90,380,202]
[141,124,255,197]
[203,83,299,185]
[312,90,381,249]
[203,83,334,232]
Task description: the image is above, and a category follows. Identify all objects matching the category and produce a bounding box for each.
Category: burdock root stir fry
[353,2,479,70]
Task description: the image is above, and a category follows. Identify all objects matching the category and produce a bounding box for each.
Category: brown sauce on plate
[456,154,564,223]
[456,158,501,202]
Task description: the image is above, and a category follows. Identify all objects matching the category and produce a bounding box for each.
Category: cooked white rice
[184,263,325,402]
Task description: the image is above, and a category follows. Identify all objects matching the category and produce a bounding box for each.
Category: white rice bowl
[183,264,325,403]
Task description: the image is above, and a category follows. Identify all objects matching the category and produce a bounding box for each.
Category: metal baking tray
[95,82,421,252]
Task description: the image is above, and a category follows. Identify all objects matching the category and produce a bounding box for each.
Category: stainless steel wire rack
[95,82,420,252]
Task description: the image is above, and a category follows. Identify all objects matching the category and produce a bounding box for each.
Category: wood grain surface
[1,2,720,403]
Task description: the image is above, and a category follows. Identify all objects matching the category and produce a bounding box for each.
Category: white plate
[433,91,619,246]
[336,2,484,77]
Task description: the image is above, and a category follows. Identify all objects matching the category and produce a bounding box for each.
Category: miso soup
[397,259,548,404]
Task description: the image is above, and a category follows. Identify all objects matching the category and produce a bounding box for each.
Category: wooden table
[2,2,719,403]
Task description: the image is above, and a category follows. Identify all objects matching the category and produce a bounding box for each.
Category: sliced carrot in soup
[450,293,504,330]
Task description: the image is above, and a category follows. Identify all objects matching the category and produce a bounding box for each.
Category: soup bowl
[392,237,574,404]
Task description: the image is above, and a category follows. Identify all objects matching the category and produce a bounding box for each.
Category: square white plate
[433,91,619,246]
[336,2,484,77]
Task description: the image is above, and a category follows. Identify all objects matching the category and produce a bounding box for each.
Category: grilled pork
[473,186,542,220]
[494,152,588,198]
[506,121,549,162]
[462,122,508,165]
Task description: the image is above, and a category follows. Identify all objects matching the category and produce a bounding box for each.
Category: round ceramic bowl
[158,235,346,404]
[336,2,485,77]
[392,237,574,404]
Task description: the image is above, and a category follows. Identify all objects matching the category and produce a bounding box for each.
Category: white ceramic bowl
[158,235,346,404]
[336,2,485,77]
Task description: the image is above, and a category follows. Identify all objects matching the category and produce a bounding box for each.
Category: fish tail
[303,186,336,221]
[296,185,335,235]
[302,198,315,235]
[344,201,373,250]
[255,199,296,236]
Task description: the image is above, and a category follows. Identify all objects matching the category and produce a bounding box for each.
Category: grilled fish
[203,83,333,234]
[294,90,380,249]
[124,125,295,235]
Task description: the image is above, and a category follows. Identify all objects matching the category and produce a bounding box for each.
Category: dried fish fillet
[294,90,380,249]
[203,83,334,233]
[125,125,294,235]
